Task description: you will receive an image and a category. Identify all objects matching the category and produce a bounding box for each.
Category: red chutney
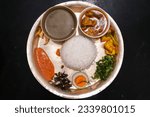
[34,48,55,81]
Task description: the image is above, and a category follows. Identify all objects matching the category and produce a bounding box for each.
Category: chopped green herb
[93,55,115,80]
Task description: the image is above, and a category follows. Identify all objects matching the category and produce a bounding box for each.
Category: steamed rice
[61,35,97,70]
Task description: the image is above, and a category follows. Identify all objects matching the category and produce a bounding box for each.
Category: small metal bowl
[41,6,77,42]
[79,7,110,39]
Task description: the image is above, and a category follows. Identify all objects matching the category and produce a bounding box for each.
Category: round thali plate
[27,1,124,99]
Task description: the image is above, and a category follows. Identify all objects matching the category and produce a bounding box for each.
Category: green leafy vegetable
[93,55,115,80]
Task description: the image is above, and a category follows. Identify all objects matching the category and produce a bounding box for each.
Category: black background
[0,0,150,99]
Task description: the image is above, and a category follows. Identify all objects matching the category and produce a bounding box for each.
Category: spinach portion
[94,55,115,80]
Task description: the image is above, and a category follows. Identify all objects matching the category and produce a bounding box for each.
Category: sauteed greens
[93,55,115,80]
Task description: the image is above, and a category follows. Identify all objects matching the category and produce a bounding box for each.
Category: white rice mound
[61,35,97,70]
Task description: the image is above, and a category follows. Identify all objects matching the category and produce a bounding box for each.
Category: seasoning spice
[53,72,72,90]
[56,49,60,57]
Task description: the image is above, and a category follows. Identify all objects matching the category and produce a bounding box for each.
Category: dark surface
[0,0,150,100]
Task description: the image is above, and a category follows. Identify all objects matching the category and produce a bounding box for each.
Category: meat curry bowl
[79,7,110,39]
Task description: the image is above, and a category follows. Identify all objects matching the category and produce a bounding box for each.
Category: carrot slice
[34,48,55,81]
